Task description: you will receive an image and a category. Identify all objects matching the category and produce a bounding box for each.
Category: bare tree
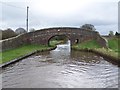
[2,28,17,40]
[15,28,27,35]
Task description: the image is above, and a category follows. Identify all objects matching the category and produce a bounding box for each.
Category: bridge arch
[22,27,107,48]
[1,27,108,51]
[48,34,70,46]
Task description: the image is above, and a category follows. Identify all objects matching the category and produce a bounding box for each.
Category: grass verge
[72,38,119,63]
[108,37,119,53]
[49,40,64,46]
[72,39,101,49]
[0,44,54,64]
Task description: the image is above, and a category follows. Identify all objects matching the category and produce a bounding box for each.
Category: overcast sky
[0,0,119,35]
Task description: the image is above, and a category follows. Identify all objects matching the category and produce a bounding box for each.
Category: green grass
[1,37,119,64]
[73,39,101,49]
[72,38,119,60]
[108,37,119,53]
[94,48,118,59]
[49,40,64,46]
[0,44,54,64]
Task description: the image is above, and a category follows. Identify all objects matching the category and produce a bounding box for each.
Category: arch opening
[48,35,70,46]
[75,39,79,44]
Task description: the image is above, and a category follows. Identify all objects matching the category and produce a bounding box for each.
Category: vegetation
[1,35,119,64]
[0,44,54,64]
[109,31,114,36]
[80,24,96,31]
[49,35,68,46]
[29,28,35,32]
[108,37,119,53]
[72,37,119,61]
[1,35,67,64]
[49,40,64,46]
[115,32,120,36]
[2,28,17,40]
[73,40,101,49]
[0,30,2,40]
[15,28,27,35]
[94,48,118,59]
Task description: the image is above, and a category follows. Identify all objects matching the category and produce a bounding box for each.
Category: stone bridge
[1,27,107,51]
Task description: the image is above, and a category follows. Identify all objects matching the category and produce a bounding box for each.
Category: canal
[2,41,119,88]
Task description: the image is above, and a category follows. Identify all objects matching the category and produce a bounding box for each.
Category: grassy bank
[108,37,119,53]
[49,40,65,46]
[0,44,54,64]
[73,40,101,49]
[72,38,119,62]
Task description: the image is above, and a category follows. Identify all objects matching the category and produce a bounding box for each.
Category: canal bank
[72,48,120,66]
[1,45,56,68]
[1,40,66,67]
[71,38,119,66]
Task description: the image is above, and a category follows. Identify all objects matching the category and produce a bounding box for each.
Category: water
[2,41,119,88]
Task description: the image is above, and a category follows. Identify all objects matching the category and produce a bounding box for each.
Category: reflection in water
[2,40,119,88]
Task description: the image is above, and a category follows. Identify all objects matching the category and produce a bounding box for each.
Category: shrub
[2,28,17,40]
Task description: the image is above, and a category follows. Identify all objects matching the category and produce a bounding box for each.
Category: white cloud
[96,24,118,35]
[0,0,119,35]
[28,0,89,16]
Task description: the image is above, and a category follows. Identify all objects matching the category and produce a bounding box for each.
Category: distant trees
[108,31,120,37]
[29,28,35,32]
[0,29,2,40]
[109,31,114,36]
[81,24,96,31]
[1,28,27,40]
[2,28,17,40]
[115,32,120,36]
[15,28,27,35]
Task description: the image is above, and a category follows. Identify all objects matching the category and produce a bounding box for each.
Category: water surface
[2,41,119,88]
